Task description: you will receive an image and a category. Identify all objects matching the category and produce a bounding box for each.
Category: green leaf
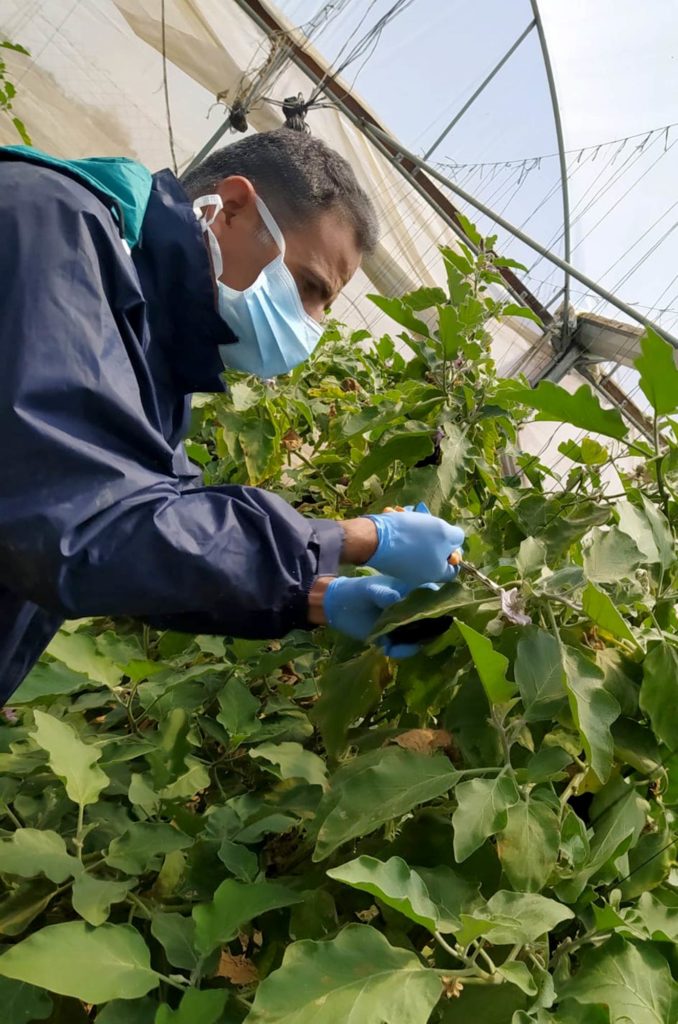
[452,773,520,862]
[498,960,538,995]
[500,381,627,440]
[640,643,678,751]
[368,294,431,337]
[314,748,458,861]
[515,629,566,721]
[312,651,385,758]
[617,498,674,569]
[97,998,157,1024]
[0,829,79,883]
[635,890,678,941]
[71,874,133,927]
[437,424,467,495]
[327,856,440,931]
[46,632,121,687]
[217,838,259,882]
[414,866,481,931]
[497,795,560,892]
[582,526,643,583]
[563,645,620,784]
[193,879,303,954]
[0,880,57,937]
[217,679,261,742]
[105,823,192,875]
[502,303,543,326]
[31,711,108,807]
[0,922,159,1003]
[0,978,51,1022]
[245,924,441,1024]
[456,891,573,947]
[151,913,199,970]
[11,661,92,703]
[11,116,32,147]
[348,431,433,495]
[155,989,227,1024]
[635,328,678,415]
[563,935,677,1023]
[456,621,516,703]
[516,537,547,576]
[582,584,637,644]
[251,742,328,788]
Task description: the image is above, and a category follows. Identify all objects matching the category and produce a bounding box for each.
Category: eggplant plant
[0,226,676,1024]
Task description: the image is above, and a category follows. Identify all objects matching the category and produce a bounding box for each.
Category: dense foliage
[1,224,677,1023]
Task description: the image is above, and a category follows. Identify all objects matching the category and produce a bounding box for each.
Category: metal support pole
[362,122,678,349]
[423,20,536,160]
[181,116,233,180]
[530,0,572,343]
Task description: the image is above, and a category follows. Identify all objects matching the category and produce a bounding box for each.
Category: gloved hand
[364,501,465,585]
[324,574,411,643]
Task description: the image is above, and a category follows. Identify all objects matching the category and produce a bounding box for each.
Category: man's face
[207,176,362,322]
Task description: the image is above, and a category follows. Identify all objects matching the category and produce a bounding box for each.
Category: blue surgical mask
[194,192,324,378]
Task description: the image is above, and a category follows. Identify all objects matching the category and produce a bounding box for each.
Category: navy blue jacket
[0,154,342,703]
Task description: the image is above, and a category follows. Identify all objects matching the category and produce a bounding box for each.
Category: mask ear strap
[193,194,223,227]
[254,195,286,256]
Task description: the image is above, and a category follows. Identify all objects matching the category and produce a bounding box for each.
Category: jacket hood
[0,145,152,247]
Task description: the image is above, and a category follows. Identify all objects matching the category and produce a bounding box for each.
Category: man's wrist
[340,517,378,565]
[307,575,334,625]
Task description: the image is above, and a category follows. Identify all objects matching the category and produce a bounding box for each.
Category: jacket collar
[134,170,236,395]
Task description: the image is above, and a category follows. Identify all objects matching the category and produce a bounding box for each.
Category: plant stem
[653,411,670,518]
[1,801,23,829]
[158,972,189,993]
[74,803,85,861]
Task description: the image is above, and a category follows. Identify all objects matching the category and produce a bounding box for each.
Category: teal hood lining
[0,145,153,247]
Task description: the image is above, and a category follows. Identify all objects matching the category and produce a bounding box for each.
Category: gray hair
[181,127,379,254]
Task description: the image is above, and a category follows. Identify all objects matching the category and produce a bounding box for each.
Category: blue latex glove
[324,574,411,643]
[364,501,465,585]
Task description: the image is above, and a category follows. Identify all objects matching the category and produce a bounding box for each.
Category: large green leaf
[155,989,227,1024]
[582,584,637,644]
[327,856,439,931]
[515,628,566,721]
[193,879,303,954]
[245,924,441,1024]
[71,874,133,927]
[456,891,573,947]
[46,631,121,687]
[217,679,262,743]
[635,328,678,416]
[456,621,516,703]
[414,866,481,931]
[562,645,620,783]
[105,823,192,875]
[312,650,386,758]
[639,643,678,750]
[452,773,520,862]
[497,795,560,892]
[368,294,431,337]
[150,913,199,970]
[582,527,643,584]
[97,998,157,1024]
[348,431,433,495]
[314,748,458,861]
[0,978,51,1022]
[0,922,159,1003]
[499,381,628,440]
[617,497,674,570]
[11,661,92,703]
[31,711,108,807]
[250,742,328,788]
[0,829,79,883]
[563,935,677,1023]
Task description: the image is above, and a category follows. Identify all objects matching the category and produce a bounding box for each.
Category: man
[0,128,464,704]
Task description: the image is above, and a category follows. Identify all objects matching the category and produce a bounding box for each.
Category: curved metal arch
[530,0,572,339]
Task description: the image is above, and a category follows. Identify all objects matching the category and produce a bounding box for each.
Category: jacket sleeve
[0,165,343,638]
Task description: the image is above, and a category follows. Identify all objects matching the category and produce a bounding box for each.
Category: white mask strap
[193,194,224,279]
[255,195,286,257]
